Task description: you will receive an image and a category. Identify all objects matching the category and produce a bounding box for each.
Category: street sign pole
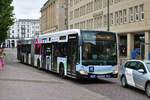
[107,0,110,31]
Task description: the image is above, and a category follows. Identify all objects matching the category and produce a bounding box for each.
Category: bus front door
[67,34,78,76]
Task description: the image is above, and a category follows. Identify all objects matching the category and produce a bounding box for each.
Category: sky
[12,0,48,19]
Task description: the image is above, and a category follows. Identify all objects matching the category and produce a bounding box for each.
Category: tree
[0,0,14,44]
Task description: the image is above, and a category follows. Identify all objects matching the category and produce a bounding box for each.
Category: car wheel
[146,82,150,97]
[121,76,127,87]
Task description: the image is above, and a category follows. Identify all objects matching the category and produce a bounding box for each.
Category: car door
[133,61,147,90]
[124,61,136,87]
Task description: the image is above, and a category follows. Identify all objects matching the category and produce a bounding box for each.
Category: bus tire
[59,63,65,78]
[37,59,41,69]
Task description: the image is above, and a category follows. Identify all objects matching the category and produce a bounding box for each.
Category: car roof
[125,60,150,63]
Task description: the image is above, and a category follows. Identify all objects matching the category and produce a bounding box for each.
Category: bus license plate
[90,75,96,78]
[97,75,106,78]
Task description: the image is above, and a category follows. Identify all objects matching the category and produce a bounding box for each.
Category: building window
[86,19,93,29]
[103,0,107,8]
[80,6,83,16]
[74,8,79,18]
[90,1,94,13]
[134,6,139,21]
[89,19,93,29]
[139,4,144,20]
[86,20,89,29]
[114,0,120,3]
[110,0,114,5]
[123,9,127,23]
[70,0,73,7]
[94,16,103,28]
[80,21,86,29]
[119,10,123,24]
[94,0,102,10]
[74,23,79,29]
[129,7,134,22]
[110,13,113,26]
[70,11,73,19]
[80,22,83,29]
[115,11,119,25]
[87,2,93,13]
[114,0,117,3]
[103,15,107,26]
[70,24,73,29]
[94,18,98,28]
[74,0,78,4]
[83,21,86,29]
[80,5,86,16]
[27,29,30,33]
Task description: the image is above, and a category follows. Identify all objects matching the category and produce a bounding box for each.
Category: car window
[125,61,137,70]
[136,62,146,72]
[146,63,150,72]
[124,62,130,68]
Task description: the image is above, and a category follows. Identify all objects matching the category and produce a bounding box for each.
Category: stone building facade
[68,0,150,60]
[6,19,40,48]
[40,0,68,34]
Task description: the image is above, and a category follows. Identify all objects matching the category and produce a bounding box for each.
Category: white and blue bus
[17,29,118,79]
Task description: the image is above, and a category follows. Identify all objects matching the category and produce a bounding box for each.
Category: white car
[119,60,150,97]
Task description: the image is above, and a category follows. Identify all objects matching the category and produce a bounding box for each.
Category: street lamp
[107,0,110,31]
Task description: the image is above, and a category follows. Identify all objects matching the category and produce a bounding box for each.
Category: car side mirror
[138,69,145,73]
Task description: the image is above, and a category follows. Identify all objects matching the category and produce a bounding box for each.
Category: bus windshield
[81,31,117,66]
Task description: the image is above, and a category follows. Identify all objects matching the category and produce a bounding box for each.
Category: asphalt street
[0,48,109,100]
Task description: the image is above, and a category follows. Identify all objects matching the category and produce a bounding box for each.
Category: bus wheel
[59,64,65,78]
[37,59,41,69]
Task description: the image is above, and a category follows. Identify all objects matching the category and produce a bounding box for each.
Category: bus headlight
[113,70,118,74]
[113,65,118,74]
[79,70,88,75]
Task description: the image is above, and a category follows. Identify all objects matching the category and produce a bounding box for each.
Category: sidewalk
[0,48,111,100]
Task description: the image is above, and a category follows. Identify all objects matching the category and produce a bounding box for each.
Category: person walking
[0,48,5,71]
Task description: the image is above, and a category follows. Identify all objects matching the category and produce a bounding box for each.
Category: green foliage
[0,0,14,43]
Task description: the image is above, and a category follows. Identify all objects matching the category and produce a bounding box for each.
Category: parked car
[119,60,150,97]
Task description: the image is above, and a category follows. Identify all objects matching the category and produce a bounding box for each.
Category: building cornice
[40,0,56,12]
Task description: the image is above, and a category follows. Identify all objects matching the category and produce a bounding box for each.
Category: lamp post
[107,0,110,31]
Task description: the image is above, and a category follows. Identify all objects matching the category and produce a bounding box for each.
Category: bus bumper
[76,72,118,79]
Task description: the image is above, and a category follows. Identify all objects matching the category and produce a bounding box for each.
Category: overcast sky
[12,0,48,19]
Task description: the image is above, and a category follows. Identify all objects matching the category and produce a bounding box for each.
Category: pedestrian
[0,48,5,71]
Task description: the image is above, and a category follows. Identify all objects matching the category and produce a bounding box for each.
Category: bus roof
[39,29,116,38]
[18,29,116,44]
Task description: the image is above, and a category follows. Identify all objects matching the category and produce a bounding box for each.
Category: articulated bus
[17,29,118,79]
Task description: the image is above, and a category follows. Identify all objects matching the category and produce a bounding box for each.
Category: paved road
[72,78,149,100]
[0,48,109,100]
[1,48,150,100]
